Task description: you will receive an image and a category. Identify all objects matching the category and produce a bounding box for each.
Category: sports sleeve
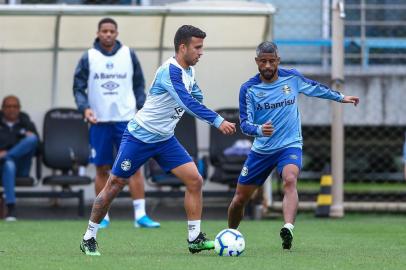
[130,49,146,109]
[163,64,224,128]
[191,82,204,103]
[239,85,263,137]
[294,69,344,102]
[73,52,90,113]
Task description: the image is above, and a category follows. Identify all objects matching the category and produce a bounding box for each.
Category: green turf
[1,215,406,270]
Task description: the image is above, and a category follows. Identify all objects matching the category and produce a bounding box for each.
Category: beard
[185,56,199,66]
[260,69,276,81]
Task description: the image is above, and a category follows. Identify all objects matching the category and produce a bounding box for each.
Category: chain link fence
[268,0,406,204]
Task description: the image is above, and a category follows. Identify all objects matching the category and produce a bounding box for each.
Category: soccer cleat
[134,215,160,228]
[280,227,293,250]
[5,205,17,221]
[99,218,110,229]
[187,232,215,254]
[80,237,101,256]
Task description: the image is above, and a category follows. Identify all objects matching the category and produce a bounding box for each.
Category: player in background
[73,18,160,229]
[227,41,359,250]
[80,25,236,256]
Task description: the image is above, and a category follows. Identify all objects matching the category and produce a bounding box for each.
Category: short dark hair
[174,25,206,53]
[256,41,278,56]
[2,95,20,108]
[98,17,118,31]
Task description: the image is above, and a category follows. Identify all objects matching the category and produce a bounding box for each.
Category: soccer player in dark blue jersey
[227,41,359,250]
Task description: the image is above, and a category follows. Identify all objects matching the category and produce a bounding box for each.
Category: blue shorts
[89,122,128,166]
[238,147,302,186]
[111,129,193,179]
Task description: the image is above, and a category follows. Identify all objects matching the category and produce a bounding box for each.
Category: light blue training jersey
[239,68,344,154]
[128,57,224,143]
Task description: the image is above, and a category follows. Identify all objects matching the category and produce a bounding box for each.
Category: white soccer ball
[214,229,245,257]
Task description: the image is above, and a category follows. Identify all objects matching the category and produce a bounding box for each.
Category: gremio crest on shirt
[106,61,114,69]
[241,166,249,177]
[255,91,266,98]
[282,85,291,95]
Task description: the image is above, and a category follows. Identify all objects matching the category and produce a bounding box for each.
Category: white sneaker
[5,216,17,222]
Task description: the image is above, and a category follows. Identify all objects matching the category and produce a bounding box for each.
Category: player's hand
[84,108,97,124]
[219,120,236,135]
[342,96,360,106]
[0,150,7,159]
[262,122,274,136]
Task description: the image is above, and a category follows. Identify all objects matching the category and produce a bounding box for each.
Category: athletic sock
[133,199,146,221]
[284,223,294,231]
[83,221,100,240]
[188,220,201,242]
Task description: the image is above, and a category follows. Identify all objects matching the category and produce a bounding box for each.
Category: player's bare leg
[280,164,300,250]
[90,175,127,223]
[404,164,406,180]
[95,165,110,195]
[171,162,213,253]
[228,184,258,229]
[128,169,160,228]
[171,162,203,220]
[80,175,127,256]
[95,165,111,228]
[128,169,144,200]
[282,164,299,224]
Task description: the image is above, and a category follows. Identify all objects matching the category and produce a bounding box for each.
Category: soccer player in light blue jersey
[227,41,359,250]
[80,25,236,256]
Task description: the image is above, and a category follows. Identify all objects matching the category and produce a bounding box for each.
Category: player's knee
[232,192,249,207]
[283,173,297,190]
[231,196,245,208]
[96,165,110,177]
[186,174,203,192]
[109,175,127,189]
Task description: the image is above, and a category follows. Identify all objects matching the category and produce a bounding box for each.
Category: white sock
[133,199,146,221]
[284,223,294,231]
[104,212,110,221]
[83,221,100,240]
[188,220,201,242]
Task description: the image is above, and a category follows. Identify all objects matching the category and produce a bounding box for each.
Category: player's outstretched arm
[218,120,236,135]
[341,95,360,106]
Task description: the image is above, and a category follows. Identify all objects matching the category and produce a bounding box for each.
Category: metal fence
[269,0,406,206]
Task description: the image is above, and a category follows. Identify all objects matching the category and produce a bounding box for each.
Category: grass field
[1,214,405,270]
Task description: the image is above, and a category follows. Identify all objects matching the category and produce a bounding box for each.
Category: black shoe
[5,204,17,221]
[187,232,215,254]
[80,237,101,256]
[280,227,293,250]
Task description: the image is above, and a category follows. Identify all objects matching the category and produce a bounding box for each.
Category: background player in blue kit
[80,25,236,256]
[73,18,159,229]
[227,41,360,250]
